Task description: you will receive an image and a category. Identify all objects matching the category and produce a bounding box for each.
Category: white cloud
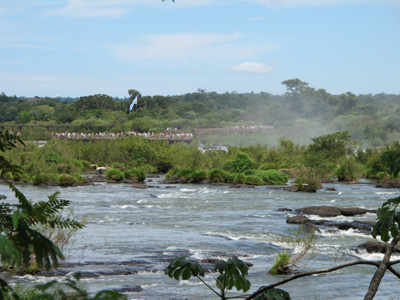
[231,62,275,74]
[112,32,273,62]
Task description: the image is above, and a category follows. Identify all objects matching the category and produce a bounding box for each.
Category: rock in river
[296,206,374,217]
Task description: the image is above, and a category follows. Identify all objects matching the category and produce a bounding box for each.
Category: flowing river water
[1,178,399,300]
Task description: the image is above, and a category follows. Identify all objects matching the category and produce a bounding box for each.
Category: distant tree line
[1,79,399,145]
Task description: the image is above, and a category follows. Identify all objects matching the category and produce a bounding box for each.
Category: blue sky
[1,0,399,98]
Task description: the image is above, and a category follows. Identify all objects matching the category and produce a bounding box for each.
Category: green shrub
[269,252,291,275]
[243,174,263,185]
[295,174,322,192]
[377,171,390,182]
[105,169,124,182]
[142,164,158,174]
[110,162,124,169]
[224,152,254,173]
[208,169,231,183]
[243,169,255,176]
[58,174,77,187]
[124,169,146,182]
[33,174,49,185]
[232,173,246,184]
[44,151,64,164]
[177,168,194,179]
[189,170,208,183]
[73,159,92,171]
[165,168,178,180]
[335,157,362,182]
[260,162,281,170]
[257,169,289,185]
[57,163,73,174]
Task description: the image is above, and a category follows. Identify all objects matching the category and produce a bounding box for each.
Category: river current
[1,178,399,300]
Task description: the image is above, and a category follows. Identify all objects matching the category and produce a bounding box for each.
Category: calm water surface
[1,179,399,300]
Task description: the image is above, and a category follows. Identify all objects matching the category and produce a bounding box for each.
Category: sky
[0,0,399,98]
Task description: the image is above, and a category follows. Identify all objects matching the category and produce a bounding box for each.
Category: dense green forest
[1,79,400,147]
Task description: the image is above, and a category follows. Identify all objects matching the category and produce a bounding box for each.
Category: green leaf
[12,212,19,228]
[165,256,202,281]
[391,226,400,239]
[182,266,192,280]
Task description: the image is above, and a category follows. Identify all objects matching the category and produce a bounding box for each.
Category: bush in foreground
[124,169,146,182]
[105,169,124,182]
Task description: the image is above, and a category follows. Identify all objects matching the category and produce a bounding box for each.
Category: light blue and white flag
[129,96,138,112]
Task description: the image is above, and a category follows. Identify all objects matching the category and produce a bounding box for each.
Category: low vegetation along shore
[1,128,400,300]
[1,130,399,191]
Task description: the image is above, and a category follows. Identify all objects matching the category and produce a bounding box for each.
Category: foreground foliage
[0,130,125,300]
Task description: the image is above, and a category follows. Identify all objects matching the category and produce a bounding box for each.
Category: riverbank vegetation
[1,129,398,189]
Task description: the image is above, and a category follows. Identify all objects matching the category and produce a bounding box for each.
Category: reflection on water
[0,181,398,299]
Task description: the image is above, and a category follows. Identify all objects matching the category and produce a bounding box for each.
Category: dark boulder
[230,184,255,188]
[114,285,143,293]
[160,176,187,184]
[284,185,298,192]
[278,208,292,212]
[324,221,375,233]
[286,215,310,224]
[296,206,342,217]
[296,206,373,217]
[357,241,400,254]
[287,216,375,233]
[90,175,108,182]
[286,216,325,226]
[376,179,400,189]
[132,183,148,189]
[338,207,369,216]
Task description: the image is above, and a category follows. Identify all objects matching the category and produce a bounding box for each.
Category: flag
[129,96,138,112]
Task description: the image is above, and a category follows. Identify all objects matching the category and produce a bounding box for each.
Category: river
[1,178,399,300]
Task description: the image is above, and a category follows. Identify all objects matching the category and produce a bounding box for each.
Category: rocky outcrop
[357,241,400,254]
[325,187,337,191]
[295,206,376,217]
[131,183,148,189]
[90,175,108,182]
[286,216,325,225]
[286,215,376,233]
[296,206,342,217]
[113,286,143,293]
[277,208,292,212]
[159,176,188,184]
[376,179,400,189]
[96,167,108,174]
[230,184,255,188]
[286,205,377,234]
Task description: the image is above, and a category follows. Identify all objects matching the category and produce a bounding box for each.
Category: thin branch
[244,260,380,300]
[388,259,400,266]
[387,266,400,279]
[196,275,222,298]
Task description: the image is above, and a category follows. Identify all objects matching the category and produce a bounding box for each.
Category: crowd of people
[52,131,193,140]
[227,125,274,130]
